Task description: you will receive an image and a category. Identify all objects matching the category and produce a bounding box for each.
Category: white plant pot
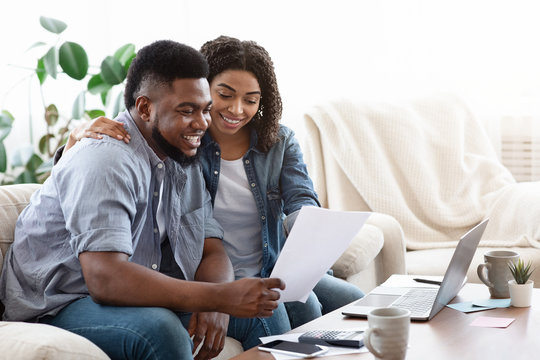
[508,280,534,307]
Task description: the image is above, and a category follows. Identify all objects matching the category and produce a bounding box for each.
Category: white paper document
[259,330,369,359]
[269,206,371,302]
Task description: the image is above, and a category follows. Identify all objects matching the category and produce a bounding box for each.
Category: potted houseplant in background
[0,16,135,184]
[508,258,535,307]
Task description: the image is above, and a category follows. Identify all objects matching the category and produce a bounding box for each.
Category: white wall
[2,0,540,151]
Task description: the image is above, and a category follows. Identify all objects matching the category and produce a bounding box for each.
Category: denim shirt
[199,125,320,278]
[0,111,223,322]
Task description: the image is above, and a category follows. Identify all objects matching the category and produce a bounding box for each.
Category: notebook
[341,219,489,321]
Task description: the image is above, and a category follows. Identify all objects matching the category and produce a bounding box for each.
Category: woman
[65,35,364,330]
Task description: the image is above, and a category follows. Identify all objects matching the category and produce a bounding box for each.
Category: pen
[413,278,442,286]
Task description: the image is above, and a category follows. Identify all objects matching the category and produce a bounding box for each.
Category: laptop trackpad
[353,293,402,307]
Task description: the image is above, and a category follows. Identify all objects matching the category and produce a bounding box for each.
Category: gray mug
[477,250,519,298]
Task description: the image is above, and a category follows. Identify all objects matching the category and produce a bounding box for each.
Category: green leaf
[0,111,14,141]
[87,74,112,95]
[36,58,47,84]
[114,44,136,65]
[14,170,38,184]
[124,54,135,73]
[26,154,44,172]
[86,109,106,119]
[72,91,86,120]
[43,47,58,79]
[45,104,59,126]
[39,16,67,34]
[100,90,110,106]
[59,42,89,80]
[38,134,55,155]
[26,41,47,52]
[11,144,35,168]
[100,56,126,85]
[112,90,125,118]
[0,142,7,172]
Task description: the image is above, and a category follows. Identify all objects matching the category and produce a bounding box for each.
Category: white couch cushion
[0,321,109,359]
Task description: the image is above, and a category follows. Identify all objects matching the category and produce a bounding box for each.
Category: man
[0,40,285,360]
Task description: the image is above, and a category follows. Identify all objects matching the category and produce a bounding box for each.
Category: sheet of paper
[260,329,368,359]
[470,316,515,328]
[447,298,512,313]
[472,298,511,308]
[269,206,371,302]
[447,301,496,313]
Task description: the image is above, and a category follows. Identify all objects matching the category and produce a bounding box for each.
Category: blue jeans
[178,302,290,351]
[40,296,291,359]
[285,273,364,329]
[314,273,364,314]
[40,297,192,360]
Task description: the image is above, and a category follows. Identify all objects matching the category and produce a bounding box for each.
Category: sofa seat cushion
[0,321,109,359]
[406,247,540,286]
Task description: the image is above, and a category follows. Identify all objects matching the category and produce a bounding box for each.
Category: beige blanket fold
[303,94,540,250]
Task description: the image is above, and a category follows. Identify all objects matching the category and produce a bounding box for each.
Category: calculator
[298,329,364,348]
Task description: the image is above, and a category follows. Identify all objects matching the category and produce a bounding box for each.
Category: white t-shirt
[213,158,262,279]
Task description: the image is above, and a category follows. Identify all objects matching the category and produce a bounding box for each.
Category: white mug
[363,307,410,360]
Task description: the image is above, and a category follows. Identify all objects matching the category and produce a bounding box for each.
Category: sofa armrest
[332,223,384,279]
[0,184,41,270]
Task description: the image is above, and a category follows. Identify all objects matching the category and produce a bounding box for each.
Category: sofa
[0,183,405,359]
[303,93,540,288]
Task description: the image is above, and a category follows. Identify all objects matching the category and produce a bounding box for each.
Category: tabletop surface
[231,283,540,360]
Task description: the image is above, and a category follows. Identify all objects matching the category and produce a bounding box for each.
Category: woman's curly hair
[200,36,282,152]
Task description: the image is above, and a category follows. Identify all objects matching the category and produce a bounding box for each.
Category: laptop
[341,219,489,321]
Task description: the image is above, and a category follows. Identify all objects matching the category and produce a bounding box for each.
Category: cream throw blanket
[303,94,540,250]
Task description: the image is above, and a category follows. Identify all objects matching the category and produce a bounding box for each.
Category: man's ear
[135,96,151,122]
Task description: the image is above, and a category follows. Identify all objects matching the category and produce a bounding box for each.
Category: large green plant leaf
[11,144,35,167]
[114,44,136,65]
[45,104,59,126]
[36,58,47,84]
[39,16,67,34]
[26,154,44,172]
[86,109,106,119]
[0,111,14,141]
[14,170,38,184]
[72,91,86,120]
[87,74,112,95]
[100,56,126,85]
[43,46,58,79]
[59,42,89,80]
[0,142,7,172]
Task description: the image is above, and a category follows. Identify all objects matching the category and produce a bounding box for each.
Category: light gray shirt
[0,110,223,322]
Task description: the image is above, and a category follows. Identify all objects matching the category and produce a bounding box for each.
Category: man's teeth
[183,136,200,144]
[222,115,240,124]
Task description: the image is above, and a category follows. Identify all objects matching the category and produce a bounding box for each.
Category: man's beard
[151,124,199,167]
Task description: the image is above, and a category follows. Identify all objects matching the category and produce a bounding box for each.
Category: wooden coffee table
[231,283,540,359]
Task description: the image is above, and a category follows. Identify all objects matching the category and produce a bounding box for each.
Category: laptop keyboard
[392,288,439,316]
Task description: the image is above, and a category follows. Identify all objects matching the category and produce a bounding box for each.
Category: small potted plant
[508,258,534,307]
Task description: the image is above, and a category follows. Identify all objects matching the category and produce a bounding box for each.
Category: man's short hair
[124,40,209,109]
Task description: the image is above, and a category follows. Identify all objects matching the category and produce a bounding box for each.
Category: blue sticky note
[447,301,496,313]
[472,298,511,308]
